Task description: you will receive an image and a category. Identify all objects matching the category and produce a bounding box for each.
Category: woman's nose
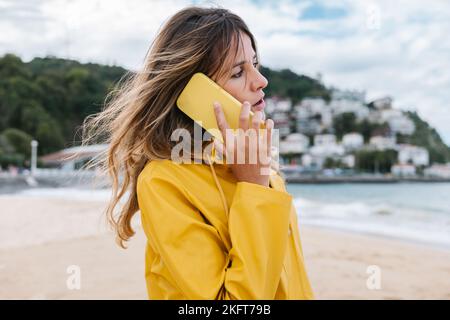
[251,70,268,91]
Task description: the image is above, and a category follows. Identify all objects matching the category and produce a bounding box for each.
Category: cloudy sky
[1,0,449,145]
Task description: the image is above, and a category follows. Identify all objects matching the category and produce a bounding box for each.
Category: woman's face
[216,32,268,115]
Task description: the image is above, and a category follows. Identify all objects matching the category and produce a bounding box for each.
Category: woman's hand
[213,101,274,187]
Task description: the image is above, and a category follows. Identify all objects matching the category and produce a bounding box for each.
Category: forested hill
[0,54,329,165]
[0,54,126,158]
[0,54,449,167]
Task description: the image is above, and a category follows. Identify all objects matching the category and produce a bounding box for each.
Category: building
[366,110,379,124]
[301,153,324,169]
[329,99,370,121]
[295,118,321,135]
[342,133,364,151]
[388,116,415,135]
[331,88,366,103]
[379,109,401,121]
[310,134,344,158]
[271,111,291,138]
[379,109,415,135]
[371,96,393,110]
[293,98,331,135]
[398,144,429,166]
[369,135,397,150]
[302,152,352,170]
[314,134,336,146]
[40,144,108,170]
[342,154,356,168]
[329,88,368,121]
[265,97,292,114]
[391,164,416,176]
[279,133,309,154]
[424,164,450,178]
[296,98,329,116]
[310,144,345,158]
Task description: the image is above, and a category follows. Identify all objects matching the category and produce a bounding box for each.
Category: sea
[1,182,449,249]
[287,182,450,249]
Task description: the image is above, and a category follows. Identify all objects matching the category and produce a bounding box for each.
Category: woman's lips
[252,98,265,111]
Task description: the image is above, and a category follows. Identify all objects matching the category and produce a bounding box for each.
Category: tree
[0,128,33,167]
[398,111,450,164]
[1,128,33,157]
[355,150,398,173]
[333,112,357,140]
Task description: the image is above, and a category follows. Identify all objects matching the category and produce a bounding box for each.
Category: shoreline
[300,223,450,254]
[2,174,450,194]
[284,175,450,184]
[2,192,449,252]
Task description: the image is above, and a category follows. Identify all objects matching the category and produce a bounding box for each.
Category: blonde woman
[83,5,314,300]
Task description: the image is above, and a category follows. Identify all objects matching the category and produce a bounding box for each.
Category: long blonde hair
[81,5,268,248]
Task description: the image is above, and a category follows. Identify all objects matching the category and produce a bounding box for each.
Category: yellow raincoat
[136,146,314,300]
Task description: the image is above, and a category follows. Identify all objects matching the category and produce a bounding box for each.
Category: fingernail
[213,101,220,108]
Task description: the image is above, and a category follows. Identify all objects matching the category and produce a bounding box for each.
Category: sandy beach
[1,193,450,300]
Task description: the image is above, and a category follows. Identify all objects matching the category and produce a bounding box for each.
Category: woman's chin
[252,104,264,112]
[251,108,266,121]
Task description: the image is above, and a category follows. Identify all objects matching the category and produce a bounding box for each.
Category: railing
[33,168,100,178]
[0,168,111,188]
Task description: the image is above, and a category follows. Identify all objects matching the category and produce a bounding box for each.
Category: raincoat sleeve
[137,172,293,300]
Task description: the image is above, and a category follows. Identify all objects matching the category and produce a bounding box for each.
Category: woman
[82,5,314,300]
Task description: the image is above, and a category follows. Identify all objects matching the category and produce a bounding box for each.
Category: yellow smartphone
[176,72,264,143]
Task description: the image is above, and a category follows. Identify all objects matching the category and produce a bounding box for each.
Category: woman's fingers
[213,102,230,145]
[251,110,263,132]
[213,138,226,161]
[239,101,251,131]
[265,118,274,157]
[213,101,273,169]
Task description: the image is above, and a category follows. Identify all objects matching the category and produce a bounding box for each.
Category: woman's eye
[232,62,259,79]
[232,70,243,78]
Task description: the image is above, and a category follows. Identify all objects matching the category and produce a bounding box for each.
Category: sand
[1,194,449,299]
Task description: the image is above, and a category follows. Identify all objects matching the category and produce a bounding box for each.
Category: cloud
[0,0,449,145]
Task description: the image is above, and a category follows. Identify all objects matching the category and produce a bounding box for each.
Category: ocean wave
[293,196,450,248]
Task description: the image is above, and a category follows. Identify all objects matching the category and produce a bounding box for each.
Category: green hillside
[0,54,449,167]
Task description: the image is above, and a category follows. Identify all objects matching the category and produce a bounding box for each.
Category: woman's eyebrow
[232,53,257,68]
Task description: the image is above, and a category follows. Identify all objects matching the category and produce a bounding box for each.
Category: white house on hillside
[40,144,108,171]
[342,133,364,151]
[391,164,416,176]
[331,88,366,102]
[329,99,369,121]
[314,134,337,146]
[379,109,415,135]
[310,134,345,158]
[424,164,450,178]
[279,133,309,154]
[342,154,356,168]
[271,112,291,138]
[398,144,429,166]
[369,135,397,150]
[371,97,393,110]
[294,98,333,134]
[265,97,292,114]
[388,116,415,135]
[380,109,402,121]
[298,98,326,114]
